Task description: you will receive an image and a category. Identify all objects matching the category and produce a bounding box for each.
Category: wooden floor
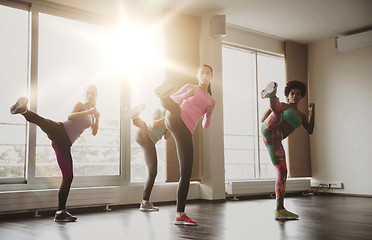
[1,194,372,240]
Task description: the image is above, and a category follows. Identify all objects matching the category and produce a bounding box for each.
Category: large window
[128,21,166,183]
[35,13,121,177]
[0,1,167,187]
[0,5,29,180]
[223,45,287,181]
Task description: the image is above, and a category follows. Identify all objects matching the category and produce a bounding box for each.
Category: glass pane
[35,13,120,177]
[257,54,287,178]
[222,47,256,180]
[130,29,166,183]
[0,5,28,179]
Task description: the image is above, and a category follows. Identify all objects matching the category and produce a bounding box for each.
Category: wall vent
[336,29,372,53]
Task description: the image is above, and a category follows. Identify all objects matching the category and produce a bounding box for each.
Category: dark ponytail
[208,82,212,95]
[198,64,213,95]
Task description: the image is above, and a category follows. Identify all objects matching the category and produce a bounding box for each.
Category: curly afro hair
[284,80,307,97]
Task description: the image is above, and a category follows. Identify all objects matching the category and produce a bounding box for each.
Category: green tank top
[147,109,167,144]
[283,108,302,128]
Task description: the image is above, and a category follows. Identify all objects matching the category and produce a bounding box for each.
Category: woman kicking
[261,81,315,220]
[10,85,100,222]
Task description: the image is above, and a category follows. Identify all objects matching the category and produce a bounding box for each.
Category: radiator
[225,179,310,197]
[0,186,120,213]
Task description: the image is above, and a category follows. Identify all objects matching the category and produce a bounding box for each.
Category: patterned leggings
[261,97,287,209]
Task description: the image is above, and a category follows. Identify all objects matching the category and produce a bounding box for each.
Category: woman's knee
[179,164,192,180]
[63,172,74,184]
[148,168,157,181]
[277,165,287,180]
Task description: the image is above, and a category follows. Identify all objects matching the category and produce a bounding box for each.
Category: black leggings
[160,97,193,213]
[132,118,158,201]
[23,110,73,210]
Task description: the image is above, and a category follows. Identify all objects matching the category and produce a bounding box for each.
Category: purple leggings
[23,110,73,210]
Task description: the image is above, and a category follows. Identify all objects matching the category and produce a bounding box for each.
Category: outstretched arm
[302,103,315,134]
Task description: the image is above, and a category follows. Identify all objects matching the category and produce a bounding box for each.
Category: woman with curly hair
[261,80,315,220]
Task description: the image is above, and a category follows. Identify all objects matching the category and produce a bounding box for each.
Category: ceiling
[155,0,372,44]
[48,0,372,44]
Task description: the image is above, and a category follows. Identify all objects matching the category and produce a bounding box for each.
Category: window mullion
[253,52,261,179]
[26,7,39,184]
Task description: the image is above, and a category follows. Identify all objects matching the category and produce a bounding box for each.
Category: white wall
[308,39,372,196]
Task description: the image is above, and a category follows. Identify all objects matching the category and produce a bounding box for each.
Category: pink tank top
[171,84,215,133]
[63,104,92,144]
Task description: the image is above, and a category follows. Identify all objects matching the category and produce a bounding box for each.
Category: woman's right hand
[308,103,315,113]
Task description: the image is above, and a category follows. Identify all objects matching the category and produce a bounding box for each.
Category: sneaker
[54,209,77,222]
[10,97,29,114]
[174,213,197,226]
[139,201,159,212]
[126,104,146,119]
[275,209,299,220]
[261,82,278,99]
[154,80,178,98]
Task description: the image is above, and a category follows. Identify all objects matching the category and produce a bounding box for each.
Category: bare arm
[67,102,99,136]
[301,103,315,134]
[91,111,100,136]
[68,102,96,120]
[261,109,272,122]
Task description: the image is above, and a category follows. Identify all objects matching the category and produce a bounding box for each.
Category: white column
[199,15,226,200]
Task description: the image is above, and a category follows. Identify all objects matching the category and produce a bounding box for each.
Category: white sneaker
[261,82,278,99]
[139,202,159,212]
[10,97,29,114]
[54,209,77,222]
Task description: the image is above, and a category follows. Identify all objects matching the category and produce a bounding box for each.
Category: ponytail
[208,82,212,95]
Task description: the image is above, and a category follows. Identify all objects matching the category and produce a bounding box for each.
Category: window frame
[0,1,30,184]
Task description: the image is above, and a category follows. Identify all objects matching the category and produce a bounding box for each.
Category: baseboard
[314,191,372,198]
